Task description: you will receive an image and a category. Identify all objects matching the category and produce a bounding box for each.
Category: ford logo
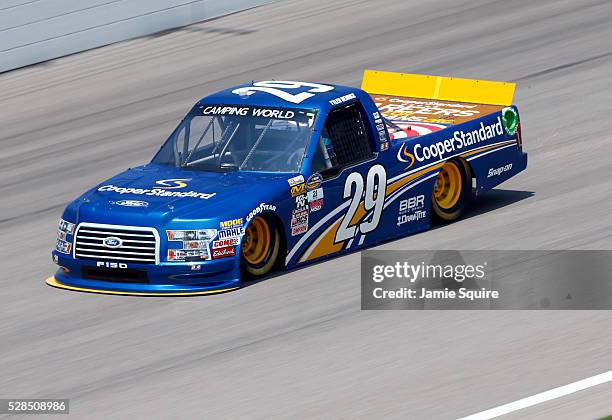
[103,236,123,248]
[115,200,149,207]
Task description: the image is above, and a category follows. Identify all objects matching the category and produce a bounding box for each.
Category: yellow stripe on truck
[45,276,238,296]
[361,70,515,106]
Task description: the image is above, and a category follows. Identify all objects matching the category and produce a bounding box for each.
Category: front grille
[82,267,149,283]
[74,223,159,264]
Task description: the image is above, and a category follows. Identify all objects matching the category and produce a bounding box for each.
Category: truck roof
[198,81,362,111]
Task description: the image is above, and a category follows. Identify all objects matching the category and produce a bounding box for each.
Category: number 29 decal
[232,81,335,104]
[335,165,387,242]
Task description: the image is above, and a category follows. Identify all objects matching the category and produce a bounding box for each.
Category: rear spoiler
[361,70,515,106]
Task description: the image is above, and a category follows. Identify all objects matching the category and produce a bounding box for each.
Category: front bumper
[48,251,241,296]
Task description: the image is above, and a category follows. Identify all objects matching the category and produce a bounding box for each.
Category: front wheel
[431,160,471,222]
[241,215,281,277]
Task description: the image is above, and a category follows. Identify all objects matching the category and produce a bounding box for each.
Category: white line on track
[456,370,612,420]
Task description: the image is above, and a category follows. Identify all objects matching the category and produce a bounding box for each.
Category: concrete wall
[0,0,273,73]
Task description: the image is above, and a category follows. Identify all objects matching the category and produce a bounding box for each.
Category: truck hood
[72,164,288,226]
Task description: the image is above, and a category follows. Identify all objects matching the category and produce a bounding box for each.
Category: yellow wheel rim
[433,162,462,210]
[242,217,271,265]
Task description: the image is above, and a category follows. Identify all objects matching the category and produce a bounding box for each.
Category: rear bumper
[48,251,241,296]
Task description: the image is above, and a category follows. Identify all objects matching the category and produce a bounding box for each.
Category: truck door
[294,100,385,264]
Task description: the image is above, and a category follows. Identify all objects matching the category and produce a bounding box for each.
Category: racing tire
[241,215,281,277]
[431,159,471,223]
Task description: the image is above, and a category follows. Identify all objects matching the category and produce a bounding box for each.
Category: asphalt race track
[1,0,612,418]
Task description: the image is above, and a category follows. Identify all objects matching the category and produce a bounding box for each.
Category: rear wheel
[431,160,470,222]
[241,215,280,277]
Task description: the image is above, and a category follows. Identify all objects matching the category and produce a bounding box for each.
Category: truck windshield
[152,104,317,173]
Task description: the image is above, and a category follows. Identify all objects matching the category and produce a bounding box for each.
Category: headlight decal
[55,218,75,255]
[166,229,218,261]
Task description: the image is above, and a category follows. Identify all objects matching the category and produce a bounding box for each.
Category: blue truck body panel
[50,80,527,295]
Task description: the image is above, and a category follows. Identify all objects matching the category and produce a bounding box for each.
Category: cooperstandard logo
[398,116,504,169]
[98,178,215,200]
[98,184,216,200]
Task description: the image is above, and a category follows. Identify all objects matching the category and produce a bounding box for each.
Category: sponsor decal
[251,108,295,119]
[58,219,75,234]
[290,182,307,197]
[97,261,128,269]
[397,143,415,168]
[380,142,390,151]
[103,236,123,248]
[98,185,216,200]
[309,198,324,212]
[291,208,309,236]
[213,237,240,249]
[397,210,427,226]
[155,178,191,189]
[190,264,201,271]
[307,187,324,202]
[114,200,149,207]
[397,194,426,227]
[212,246,237,259]
[374,118,383,124]
[220,218,244,229]
[218,227,245,239]
[295,194,307,209]
[376,123,385,131]
[52,254,59,264]
[202,106,249,116]
[373,112,380,119]
[399,195,425,212]
[488,163,513,178]
[397,194,427,227]
[373,95,501,125]
[202,105,296,119]
[291,208,309,226]
[288,174,305,186]
[398,117,503,169]
[247,203,277,222]
[306,173,323,190]
[329,92,357,106]
[292,225,308,236]
[388,121,446,140]
[501,107,518,135]
[55,239,71,254]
